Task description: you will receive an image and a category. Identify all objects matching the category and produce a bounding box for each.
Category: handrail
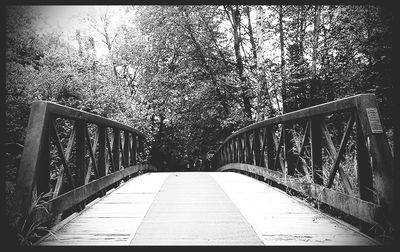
[15,101,157,226]
[211,94,394,230]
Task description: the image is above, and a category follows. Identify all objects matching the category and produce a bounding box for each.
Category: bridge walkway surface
[37,172,379,246]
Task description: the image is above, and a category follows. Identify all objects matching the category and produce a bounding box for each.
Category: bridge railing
[15,101,157,226]
[211,94,394,228]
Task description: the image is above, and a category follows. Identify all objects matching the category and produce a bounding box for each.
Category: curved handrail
[15,101,157,226]
[211,94,394,228]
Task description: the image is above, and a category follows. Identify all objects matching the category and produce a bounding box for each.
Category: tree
[224,5,253,120]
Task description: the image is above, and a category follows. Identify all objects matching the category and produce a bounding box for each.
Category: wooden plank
[35,164,158,225]
[211,172,379,245]
[130,173,263,245]
[217,163,379,225]
[38,172,379,246]
[34,195,105,245]
[37,172,169,246]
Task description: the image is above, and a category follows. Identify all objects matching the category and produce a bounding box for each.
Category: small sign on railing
[366,108,383,133]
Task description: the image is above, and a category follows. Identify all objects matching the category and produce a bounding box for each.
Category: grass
[17,191,55,246]
[5,159,55,247]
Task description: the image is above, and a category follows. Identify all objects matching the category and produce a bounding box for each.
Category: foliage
[5,5,395,244]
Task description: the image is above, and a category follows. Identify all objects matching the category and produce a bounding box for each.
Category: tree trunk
[299,6,306,57]
[278,5,297,175]
[312,5,321,78]
[226,5,253,120]
[279,5,287,113]
[104,33,118,80]
[183,14,230,117]
[76,29,83,57]
[157,114,165,145]
[245,6,257,60]
[310,5,321,106]
[255,6,276,120]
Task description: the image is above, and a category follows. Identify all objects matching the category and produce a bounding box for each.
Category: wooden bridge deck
[37,172,379,246]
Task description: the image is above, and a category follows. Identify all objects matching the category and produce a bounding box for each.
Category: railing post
[266,126,275,170]
[284,123,296,176]
[356,94,394,226]
[356,117,374,201]
[253,129,261,166]
[222,145,227,165]
[37,120,50,196]
[16,102,50,219]
[75,120,86,209]
[137,135,145,163]
[227,140,232,164]
[283,124,289,174]
[98,125,106,177]
[310,117,323,185]
[132,134,137,165]
[75,121,86,187]
[124,131,130,167]
[233,137,238,163]
[259,128,266,167]
[237,135,243,163]
[113,129,121,171]
[245,132,251,164]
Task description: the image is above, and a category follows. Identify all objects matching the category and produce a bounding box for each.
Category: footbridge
[14,94,395,245]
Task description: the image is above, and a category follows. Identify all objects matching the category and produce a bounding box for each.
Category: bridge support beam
[310,117,323,185]
[356,95,395,231]
[15,102,50,220]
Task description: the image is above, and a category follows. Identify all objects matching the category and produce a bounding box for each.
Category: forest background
[3,5,397,245]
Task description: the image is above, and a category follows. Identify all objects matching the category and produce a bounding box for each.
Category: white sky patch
[31,5,125,59]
